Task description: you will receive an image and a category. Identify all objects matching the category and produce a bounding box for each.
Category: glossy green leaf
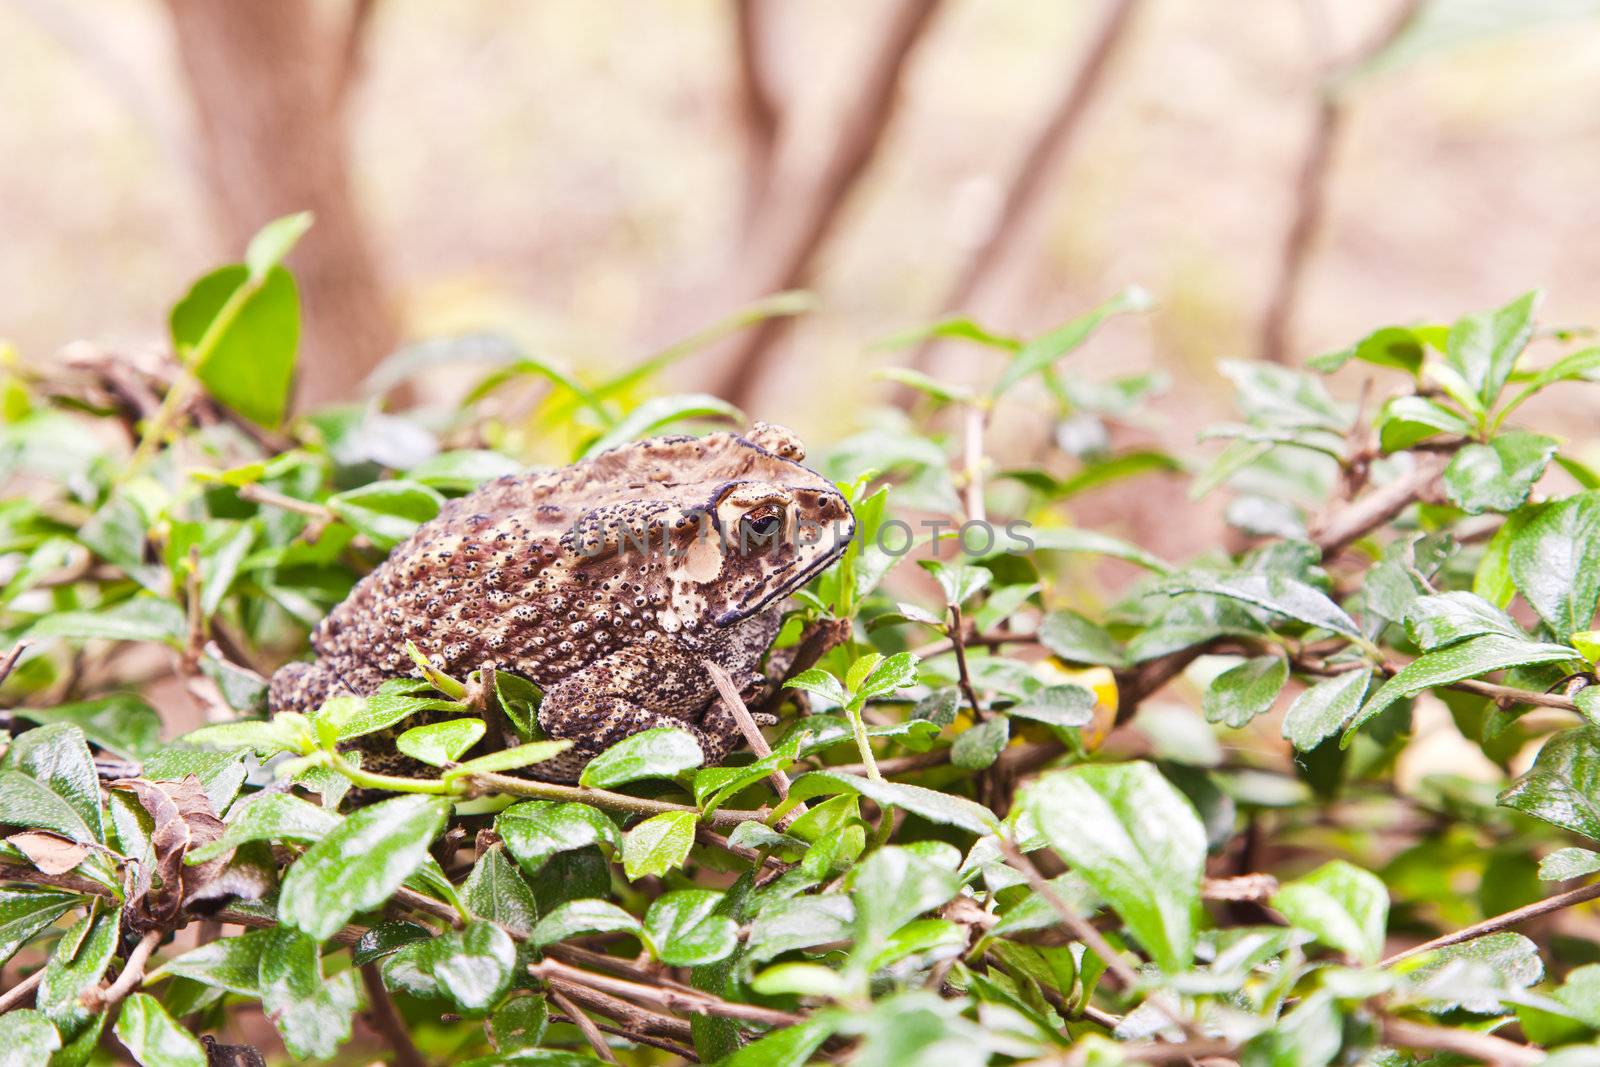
[1443,431,1557,514]
[529,898,642,949]
[622,809,697,879]
[496,800,620,877]
[1444,289,1541,407]
[0,887,80,968]
[278,794,450,939]
[1510,492,1600,638]
[644,889,739,966]
[382,920,516,1013]
[1271,859,1388,964]
[1540,847,1600,881]
[26,596,186,646]
[581,394,742,458]
[1025,527,1171,574]
[185,792,339,865]
[950,715,1009,770]
[1347,634,1578,742]
[1282,669,1371,752]
[0,1010,60,1065]
[172,264,299,428]
[851,846,962,953]
[115,993,206,1067]
[396,718,486,766]
[1203,656,1288,729]
[1154,571,1361,640]
[0,723,102,843]
[745,895,855,964]
[258,928,358,1060]
[327,479,445,550]
[1403,591,1523,651]
[11,695,162,760]
[579,727,703,788]
[148,929,273,995]
[1037,610,1128,667]
[1020,762,1206,971]
[244,211,312,281]
[319,679,465,743]
[992,287,1151,398]
[463,845,541,938]
[1501,728,1600,839]
[777,771,999,836]
[37,906,119,1040]
[1377,395,1475,453]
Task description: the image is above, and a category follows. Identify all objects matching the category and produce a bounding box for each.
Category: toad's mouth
[711,512,856,627]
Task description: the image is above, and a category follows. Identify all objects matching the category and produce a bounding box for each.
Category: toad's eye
[740,507,784,546]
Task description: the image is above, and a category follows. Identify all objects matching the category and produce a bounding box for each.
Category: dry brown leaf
[6,829,89,875]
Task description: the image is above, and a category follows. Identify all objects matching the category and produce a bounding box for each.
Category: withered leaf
[109,774,239,928]
[5,830,89,875]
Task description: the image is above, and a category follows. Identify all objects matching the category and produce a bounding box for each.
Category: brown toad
[267,422,854,782]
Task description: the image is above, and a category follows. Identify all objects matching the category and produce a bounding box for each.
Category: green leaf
[1,723,103,843]
[148,929,273,995]
[745,895,854,964]
[1202,656,1289,729]
[115,993,206,1067]
[407,449,524,492]
[27,596,187,646]
[1282,669,1371,752]
[181,714,310,759]
[496,800,620,877]
[11,695,162,760]
[258,928,358,1060]
[992,287,1151,398]
[1445,289,1541,407]
[1347,633,1578,743]
[172,264,299,428]
[1501,728,1600,839]
[644,889,739,966]
[873,316,1020,354]
[856,650,920,701]
[581,394,742,458]
[184,792,339,865]
[1154,570,1361,640]
[382,920,516,1013]
[327,479,445,550]
[950,716,1009,770]
[579,727,703,788]
[1511,492,1600,639]
[784,668,849,707]
[37,906,119,1041]
[1037,610,1128,667]
[851,846,962,953]
[714,1016,837,1067]
[0,1010,60,1065]
[1024,527,1172,574]
[0,887,81,968]
[778,771,1000,836]
[1007,684,1096,729]
[488,995,549,1056]
[1219,360,1349,430]
[397,718,486,766]
[443,739,572,780]
[529,898,642,949]
[1019,762,1206,971]
[493,672,544,737]
[1502,345,1600,417]
[622,810,697,880]
[1403,591,1523,651]
[1270,859,1388,964]
[1540,847,1600,881]
[1442,431,1557,514]
[0,772,94,846]
[463,845,541,938]
[1376,396,1475,453]
[318,678,465,743]
[1400,932,1542,1014]
[278,794,451,939]
[244,211,313,281]
[1314,324,1441,375]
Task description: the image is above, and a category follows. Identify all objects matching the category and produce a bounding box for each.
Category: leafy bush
[4,221,1600,1065]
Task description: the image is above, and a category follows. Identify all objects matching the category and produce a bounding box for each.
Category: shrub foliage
[4,221,1600,1064]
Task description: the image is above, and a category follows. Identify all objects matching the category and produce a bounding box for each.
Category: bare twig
[0,967,43,1013]
[0,641,28,688]
[464,771,770,829]
[88,930,162,1012]
[1381,880,1600,966]
[902,0,1144,389]
[333,0,379,107]
[730,0,781,233]
[1308,451,1448,557]
[717,0,945,406]
[360,964,429,1067]
[549,987,619,1064]
[1379,1017,1541,1067]
[1258,0,1426,363]
[530,957,804,1028]
[704,659,793,800]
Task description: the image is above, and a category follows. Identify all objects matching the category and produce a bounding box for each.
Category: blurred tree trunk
[163,0,397,410]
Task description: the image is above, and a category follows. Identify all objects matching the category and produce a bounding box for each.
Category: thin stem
[88,930,162,1012]
[0,967,43,1013]
[947,602,984,721]
[704,658,794,800]
[465,771,770,829]
[1381,880,1600,966]
[845,701,883,782]
[329,751,454,795]
[1379,1017,1540,1067]
[360,964,429,1067]
[548,987,619,1064]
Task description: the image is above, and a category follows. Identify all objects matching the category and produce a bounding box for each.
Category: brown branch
[333,0,379,108]
[549,987,619,1064]
[1379,1017,1541,1067]
[901,0,1144,389]
[716,0,945,407]
[544,982,696,1044]
[1381,880,1600,966]
[361,963,429,1067]
[529,957,804,1029]
[87,930,162,1012]
[1308,451,1447,557]
[704,658,793,800]
[0,967,43,1013]
[1258,0,1425,364]
[731,0,781,233]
